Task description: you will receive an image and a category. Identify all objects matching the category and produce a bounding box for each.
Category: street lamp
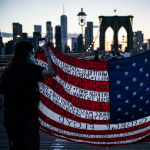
[77,8,87,54]
[107,42,109,51]
[122,35,125,51]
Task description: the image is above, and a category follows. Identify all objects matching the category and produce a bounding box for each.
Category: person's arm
[37,40,57,77]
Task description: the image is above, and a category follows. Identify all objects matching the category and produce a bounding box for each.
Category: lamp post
[122,35,125,52]
[107,42,109,51]
[77,8,87,54]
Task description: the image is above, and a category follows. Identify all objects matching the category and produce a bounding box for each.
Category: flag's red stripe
[55,65,109,92]
[40,123,150,142]
[40,94,109,124]
[35,44,108,71]
[42,77,110,112]
[38,110,150,135]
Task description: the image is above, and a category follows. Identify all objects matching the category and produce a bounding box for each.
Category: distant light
[137,42,139,44]
[140,47,142,49]
[17,35,20,37]
[90,45,92,47]
[86,50,88,52]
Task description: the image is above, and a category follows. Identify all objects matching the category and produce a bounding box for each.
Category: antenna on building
[63,2,65,15]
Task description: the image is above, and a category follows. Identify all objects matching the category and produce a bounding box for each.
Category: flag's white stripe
[35,56,109,81]
[39,118,150,138]
[52,133,148,145]
[35,59,48,69]
[35,59,109,102]
[39,83,110,120]
[39,101,150,130]
[54,76,109,102]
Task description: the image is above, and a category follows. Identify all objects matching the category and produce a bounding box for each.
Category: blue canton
[108,51,150,124]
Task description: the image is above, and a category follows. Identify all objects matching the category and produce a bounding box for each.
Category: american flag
[35,43,150,147]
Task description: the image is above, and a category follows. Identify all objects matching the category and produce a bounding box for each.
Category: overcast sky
[0,0,150,49]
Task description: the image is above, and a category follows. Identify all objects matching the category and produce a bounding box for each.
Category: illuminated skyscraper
[133,31,143,52]
[46,21,53,43]
[13,23,22,42]
[71,38,78,51]
[34,25,42,35]
[61,14,67,53]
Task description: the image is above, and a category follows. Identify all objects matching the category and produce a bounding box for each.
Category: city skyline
[1,0,150,50]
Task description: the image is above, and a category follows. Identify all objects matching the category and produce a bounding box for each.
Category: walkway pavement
[1,97,150,150]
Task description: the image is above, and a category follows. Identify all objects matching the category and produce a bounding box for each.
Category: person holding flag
[0,40,57,149]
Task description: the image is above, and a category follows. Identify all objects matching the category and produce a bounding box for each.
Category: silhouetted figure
[116,51,124,59]
[124,49,131,58]
[0,40,57,150]
[109,50,117,60]
[93,51,100,60]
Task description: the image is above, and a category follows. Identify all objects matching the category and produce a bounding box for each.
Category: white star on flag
[117,108,121,111]
[146,73,149,77]
[116,80,121,84]
[132,62,136,67]
[139,82,143,87]
[125,100,129,103]
[146,87,149,91]
[125,86,129,90]
[146,100,149,104]
[132,104,136,108]
[132,77,137,82]
[124,71,129,76]
[125,112,129,115]
[117,94,121,99]
[139,108,142,111]
[145,111,148,114]
[131,116,135,118]
[116,65,120,69]
[139,68,143,72]
[145,58,148,63]
[140,96,143,100]
[132,92,137,96]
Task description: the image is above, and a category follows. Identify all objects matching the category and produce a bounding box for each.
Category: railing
[0,66,6,71]
[0,55,14,58]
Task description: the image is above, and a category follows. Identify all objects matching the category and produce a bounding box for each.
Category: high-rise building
[46,21,53,43]
[33,32,41,39]
[85,22,93,51]
[55,25,61,52]
[0,31,2,47]
[5,40,15,55]
[147,39,150,51]
[13,23,22,42]
[0,31,5,55]
[133,31,143,52]
[33,32,41,52]
[34,25,41,35]
[143,43,147,51]
[22,33,28,39]
[71,38,78,51]
[61,15,67,53]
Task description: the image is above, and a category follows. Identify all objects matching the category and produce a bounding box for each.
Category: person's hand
[37,39,49,53]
